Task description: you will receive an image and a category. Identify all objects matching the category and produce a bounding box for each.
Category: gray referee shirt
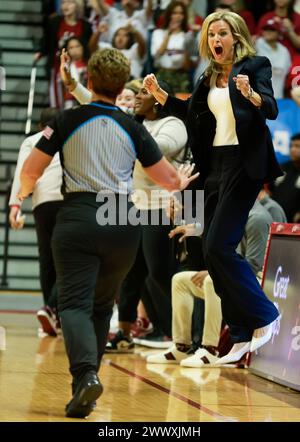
[36,101,163,195]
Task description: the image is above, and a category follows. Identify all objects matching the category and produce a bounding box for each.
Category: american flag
[43,126,54,140]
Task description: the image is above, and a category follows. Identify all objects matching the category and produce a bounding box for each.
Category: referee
[18,48,198,418]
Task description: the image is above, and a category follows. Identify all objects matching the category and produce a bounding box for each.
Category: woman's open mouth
[214,46,223,55]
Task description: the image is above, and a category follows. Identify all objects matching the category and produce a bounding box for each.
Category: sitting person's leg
[181,274,222,367]
[147,271,205,364]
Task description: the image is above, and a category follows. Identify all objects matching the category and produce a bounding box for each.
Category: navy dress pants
[202,146,279,343]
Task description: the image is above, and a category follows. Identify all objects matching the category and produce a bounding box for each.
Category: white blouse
[207,74,239,147]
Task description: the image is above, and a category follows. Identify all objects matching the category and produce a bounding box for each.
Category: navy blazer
[164,56,283,187]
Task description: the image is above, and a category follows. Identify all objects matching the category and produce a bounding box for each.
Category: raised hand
[60,48,72,86]
[143,74,159,95]
[177,163,200,191]
[97,22,109,34]
[233,74,252,98]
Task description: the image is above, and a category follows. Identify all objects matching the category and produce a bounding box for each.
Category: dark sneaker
[133,330,172,349]
[37,306,59,336]
[131,317,153,338]
[66,371,103,418]
[105,330,134,353]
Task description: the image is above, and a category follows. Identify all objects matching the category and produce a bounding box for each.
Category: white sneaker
[147,344,190,365]
[216,342,251,365]
[250,317,278,352]
[180,347,220,368]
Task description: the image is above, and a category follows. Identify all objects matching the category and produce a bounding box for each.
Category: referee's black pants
[202,146,279,343]
[51,193,141,382]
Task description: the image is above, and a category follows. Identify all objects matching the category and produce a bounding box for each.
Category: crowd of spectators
[37,1,300,107]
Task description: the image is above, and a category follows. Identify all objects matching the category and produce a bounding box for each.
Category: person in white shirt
[151,0,194,92]
[89,23,146,78]
[256,20,291,99]
[95,0,153,43]
[9,108,63,336]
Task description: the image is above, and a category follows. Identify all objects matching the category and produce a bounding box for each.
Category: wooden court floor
[0,312,300,422]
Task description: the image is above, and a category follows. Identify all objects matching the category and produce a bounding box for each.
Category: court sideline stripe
[108,360,230,422]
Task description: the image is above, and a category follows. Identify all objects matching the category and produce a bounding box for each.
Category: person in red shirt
[257,0,300,59]
[35,0,92,107]
[61,37,88,108]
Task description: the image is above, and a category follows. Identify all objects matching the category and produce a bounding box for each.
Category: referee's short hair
[88,48,131,99]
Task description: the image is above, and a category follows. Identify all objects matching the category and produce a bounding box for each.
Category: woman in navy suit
[144,11,282,364]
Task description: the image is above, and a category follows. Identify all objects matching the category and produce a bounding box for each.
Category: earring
[153,102,159,114]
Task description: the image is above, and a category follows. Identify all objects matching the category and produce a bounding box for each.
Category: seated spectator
[270,133,300,223]
[256,0,300,59]
[257,188,287,223]
[255,20,291,98]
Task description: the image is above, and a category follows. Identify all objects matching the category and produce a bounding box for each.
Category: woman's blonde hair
[88,48,131,99]
[199,11,256,74]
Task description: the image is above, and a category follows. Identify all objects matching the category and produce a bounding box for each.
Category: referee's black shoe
[65,371,103,418]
